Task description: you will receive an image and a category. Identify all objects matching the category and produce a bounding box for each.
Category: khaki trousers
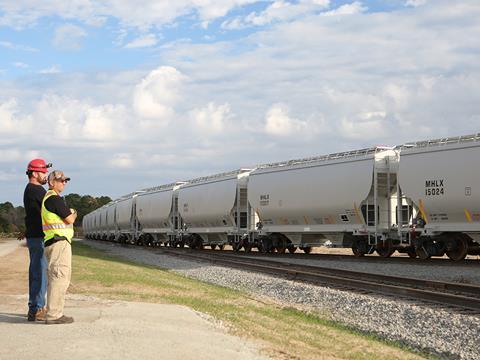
[44,240,71,320]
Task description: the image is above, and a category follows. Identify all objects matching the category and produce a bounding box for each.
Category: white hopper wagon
[248,147,402,255]
[82,213,90,238]
[115,193,139,243]
[95,205,108,240]
[397,133,480,260]
[89,210,98,239]
[135,182,185,246]
[105,202,117,241]
[178,169,253,249]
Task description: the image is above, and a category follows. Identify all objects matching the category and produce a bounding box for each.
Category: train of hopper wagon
[83,133,480,261]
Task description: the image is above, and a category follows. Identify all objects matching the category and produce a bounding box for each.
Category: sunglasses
[57,179,69,184]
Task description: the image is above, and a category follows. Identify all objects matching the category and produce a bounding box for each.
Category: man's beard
[40,177,47,185]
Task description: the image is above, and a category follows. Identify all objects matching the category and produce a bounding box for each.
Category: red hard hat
[27,158,51,173]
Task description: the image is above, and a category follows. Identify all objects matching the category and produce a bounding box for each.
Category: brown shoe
[35,308,47,322]
[46,315,74,325]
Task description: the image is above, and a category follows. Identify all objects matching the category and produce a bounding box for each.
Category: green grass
[72,241,430,360]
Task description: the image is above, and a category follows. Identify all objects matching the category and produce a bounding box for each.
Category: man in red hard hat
[23,158,52,321]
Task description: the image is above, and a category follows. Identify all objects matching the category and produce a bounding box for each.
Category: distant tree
[0,194,111,234]
[65,193,112,226]
[0,202,25,234]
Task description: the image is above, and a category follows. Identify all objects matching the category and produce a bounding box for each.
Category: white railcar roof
[397,133,480,151]
[253,146,393,172]
[140,182,183,194]
[181,168,252,186]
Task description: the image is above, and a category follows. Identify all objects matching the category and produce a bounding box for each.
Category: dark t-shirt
[44,195,72,219]
[23,183,46,238]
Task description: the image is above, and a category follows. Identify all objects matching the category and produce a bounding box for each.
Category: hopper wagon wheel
[232,241,242,252]
[446,235,468,261]
[260,238,272,253]
[144,238,150,247]
[406,248,417,258]
[193,235,203,250]
[415,245,431,260]
[218,244,224,250]
[244,243,252,253]
[302,246,312,254]
[287,246,297,254]
[275,246,286,254]
[211,244,217,250]
[351,239,365,257]
[376,240,394,258]
[274,235,287,254]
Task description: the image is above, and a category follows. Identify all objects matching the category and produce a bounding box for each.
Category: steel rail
[154,247,480,312]
[201,248,480,267]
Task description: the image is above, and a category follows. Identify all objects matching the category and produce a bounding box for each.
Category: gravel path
[80,240,480,359]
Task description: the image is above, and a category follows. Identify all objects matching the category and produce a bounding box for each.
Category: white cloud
[53,24,87,50]
[339,111,390,141]
[0,171,20,181]
[0,40,37,52]
[33,94,130,143]
[39,65,61,74]
[124,33,158,48]
[264,104,306,136]
[0,99,33,135]
[0,148,41,163]
[322,1,367,16]
[108,153,134,168]
[12,62,28,68]
[83,104,129,141]
[189,102,232,133]
[0,0,259,30]
[222,0,330,29]
[133,66,186,123]
[405,0,428,7]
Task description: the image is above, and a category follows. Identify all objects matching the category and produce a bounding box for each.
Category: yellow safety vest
[41,189,74,243]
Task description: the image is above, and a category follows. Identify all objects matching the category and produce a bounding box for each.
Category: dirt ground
[0,242,29,295]
[0,239,268,360]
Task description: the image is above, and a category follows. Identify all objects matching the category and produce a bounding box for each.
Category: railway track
[152,246,480,314]
[200,248,480,267]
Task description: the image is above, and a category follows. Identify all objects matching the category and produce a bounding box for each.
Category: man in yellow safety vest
[41,170,77,325]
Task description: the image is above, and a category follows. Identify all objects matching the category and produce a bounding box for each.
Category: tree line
[0,194,112,234]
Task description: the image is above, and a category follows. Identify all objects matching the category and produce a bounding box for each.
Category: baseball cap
[48,170,71,183]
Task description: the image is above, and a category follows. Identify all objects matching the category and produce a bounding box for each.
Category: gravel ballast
[81,240,480,359]
[240,254,480,285]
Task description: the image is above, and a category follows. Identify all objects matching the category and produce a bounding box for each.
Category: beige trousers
[44,240,72,320]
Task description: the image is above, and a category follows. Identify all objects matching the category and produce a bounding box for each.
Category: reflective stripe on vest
[41,189,74,242]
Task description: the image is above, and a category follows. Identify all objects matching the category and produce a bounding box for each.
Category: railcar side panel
[136,190,173,232]
[116,198,134,230]
[178,177,237,231]
[248,158,374,233]
[399,142,480,232]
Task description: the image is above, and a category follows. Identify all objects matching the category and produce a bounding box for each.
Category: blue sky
[1,0,479,205]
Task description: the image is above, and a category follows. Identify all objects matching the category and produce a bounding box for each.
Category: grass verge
[72,241,428,360]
